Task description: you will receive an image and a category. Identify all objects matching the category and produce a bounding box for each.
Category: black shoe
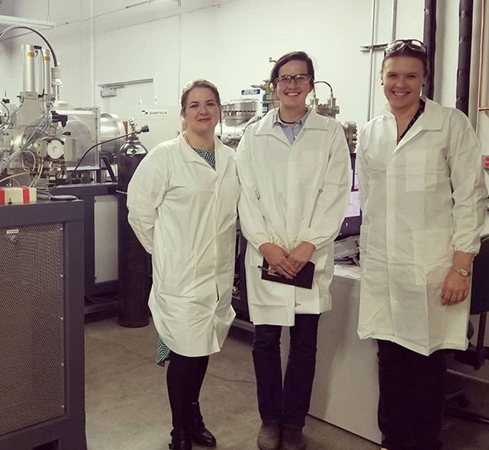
[169,427,192,450]
[190,402,217,447]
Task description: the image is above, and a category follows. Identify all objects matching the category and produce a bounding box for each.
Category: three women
[127,42,487,450]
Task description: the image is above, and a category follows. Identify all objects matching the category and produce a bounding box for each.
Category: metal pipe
[422,0,437,99]
[41,48,52,96]
[456,0,474,115]
[367,0,377,121]
[391,0,398,41]
[479,0,489,111]
[22,44,36,93]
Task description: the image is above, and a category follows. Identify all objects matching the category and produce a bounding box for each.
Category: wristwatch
[451,267,471,277]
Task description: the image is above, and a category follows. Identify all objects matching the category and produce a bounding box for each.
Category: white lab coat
[357,98,487,356]
[127,135,238,357]
[237,109,351,326]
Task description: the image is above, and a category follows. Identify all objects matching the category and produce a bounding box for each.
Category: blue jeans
[253,314,321,428]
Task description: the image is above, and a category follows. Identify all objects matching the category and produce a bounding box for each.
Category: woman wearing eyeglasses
[357,40,487,450]
[237,51,351,450]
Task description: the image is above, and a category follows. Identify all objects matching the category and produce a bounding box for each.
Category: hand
[287,241,316,272]
[259,243,298,279]
[441,270,471,306]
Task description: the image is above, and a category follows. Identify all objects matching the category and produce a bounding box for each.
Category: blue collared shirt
[272,107,312,144]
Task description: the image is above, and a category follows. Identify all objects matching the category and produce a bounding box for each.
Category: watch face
[453,268,470,276]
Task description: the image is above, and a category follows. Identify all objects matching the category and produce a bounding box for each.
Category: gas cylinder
[117,122,151,327]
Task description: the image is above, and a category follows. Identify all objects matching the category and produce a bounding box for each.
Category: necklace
[280,117,297,124]
[184,134,214,152]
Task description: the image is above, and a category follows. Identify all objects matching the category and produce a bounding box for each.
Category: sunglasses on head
[384,39,427,56]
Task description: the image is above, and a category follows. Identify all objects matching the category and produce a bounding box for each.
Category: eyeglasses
[274,74,312,86]
[384,39,427,56]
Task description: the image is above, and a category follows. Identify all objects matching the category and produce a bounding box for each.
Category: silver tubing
[42,48,52,96]
[22,44,36,93]
[367,0,377,121]
[391,0,398,41]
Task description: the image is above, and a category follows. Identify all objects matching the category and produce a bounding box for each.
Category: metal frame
[0,200,87,450]
[55,183,118,297]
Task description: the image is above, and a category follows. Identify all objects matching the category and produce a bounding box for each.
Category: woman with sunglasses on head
[356,39,487,450]
[127,80,239,450]
[237,51,351,450]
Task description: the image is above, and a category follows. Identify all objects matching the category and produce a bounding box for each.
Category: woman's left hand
[441,270,471,305]
[287,241,316,272]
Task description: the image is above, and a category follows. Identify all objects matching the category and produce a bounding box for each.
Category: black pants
[253,314,320,428]
[377,340,447,450]
[166,351,209,429]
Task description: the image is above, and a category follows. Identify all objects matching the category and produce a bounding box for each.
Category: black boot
[169,427,192,450]
[190,402,216,447]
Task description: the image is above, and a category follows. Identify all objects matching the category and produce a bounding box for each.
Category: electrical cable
[0,102,20,134]
[0,26,59,66]
[50,126,149,192]
[0,171,32,185]
[30,157,44,187]
[21,150,37,172]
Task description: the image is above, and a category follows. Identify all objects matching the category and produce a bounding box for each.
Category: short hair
[269,51,315,90]
[180,79,222,116]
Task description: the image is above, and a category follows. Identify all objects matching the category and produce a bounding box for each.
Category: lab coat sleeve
[448,111,488,254]
[126,146,169,255]
[304,121,352,249]
[236,131,272,251]
[356,127,369,212]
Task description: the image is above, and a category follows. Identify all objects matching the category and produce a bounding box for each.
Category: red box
[0,186,37,205]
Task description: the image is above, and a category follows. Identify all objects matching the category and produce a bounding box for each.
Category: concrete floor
[85,318,489,450]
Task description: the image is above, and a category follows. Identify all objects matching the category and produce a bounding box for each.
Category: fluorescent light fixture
[0,14,56,30]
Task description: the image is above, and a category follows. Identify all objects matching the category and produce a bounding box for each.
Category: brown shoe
[281,425,306,450]
[257,421,280,450]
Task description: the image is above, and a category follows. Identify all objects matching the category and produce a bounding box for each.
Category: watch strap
[451,267,471,277]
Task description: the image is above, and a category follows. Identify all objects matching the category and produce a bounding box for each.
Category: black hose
[0,25,59,66]
[423,0,437,99]
[456,0,474,115]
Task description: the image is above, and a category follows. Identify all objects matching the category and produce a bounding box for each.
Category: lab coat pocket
[158,250,197,297]
[405,148,437,192]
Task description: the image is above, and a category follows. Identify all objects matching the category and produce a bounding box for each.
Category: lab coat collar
[179,134,223,166]
[383,97,444,152]
[419,97,444,130]
[214,139,233,184]
[254,108,329,144]
[178,134,233,188]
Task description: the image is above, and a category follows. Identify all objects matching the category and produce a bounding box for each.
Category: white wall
[0,0,488,150]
